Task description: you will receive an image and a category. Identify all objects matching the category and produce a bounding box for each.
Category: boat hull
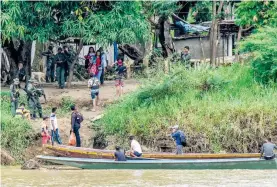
[45,145,261,160]
[37,155,277,170]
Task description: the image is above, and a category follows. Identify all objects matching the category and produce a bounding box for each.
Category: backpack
[179,130,187,147]
[76,112,84,124]
[89,64,97,75]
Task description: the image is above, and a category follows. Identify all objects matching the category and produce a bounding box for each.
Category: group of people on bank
[10,77,44,119]
[9,44,276,160]
[42,45,76,89]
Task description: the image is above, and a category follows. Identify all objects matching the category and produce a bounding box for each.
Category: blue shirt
[172,131,182,146]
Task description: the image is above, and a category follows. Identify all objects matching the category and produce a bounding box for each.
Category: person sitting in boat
[260,138,277,160]
[171,125,186,155]
[129,136,142,157]
[114,146,126,161]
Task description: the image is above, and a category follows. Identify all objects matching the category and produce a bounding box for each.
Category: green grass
[98,63,277,153]
[0,92,74,164]
[0,93,33,163]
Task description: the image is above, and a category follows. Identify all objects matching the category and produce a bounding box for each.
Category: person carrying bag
[70,105,84,147]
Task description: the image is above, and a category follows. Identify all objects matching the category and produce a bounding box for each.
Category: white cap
[172,125,179,129]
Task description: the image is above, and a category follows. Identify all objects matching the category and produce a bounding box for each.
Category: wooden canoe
[37,155,277,170]
[45,145,260,159]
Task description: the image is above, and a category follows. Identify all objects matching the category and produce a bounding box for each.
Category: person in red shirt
[94,50,102,81]
[85,47,95,71]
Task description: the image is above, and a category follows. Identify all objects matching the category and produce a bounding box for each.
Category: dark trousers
[11,100,19,117]
[73,125,81,147]
[56,67,65,88]
[100,69,104,84]
[264,155,275,160]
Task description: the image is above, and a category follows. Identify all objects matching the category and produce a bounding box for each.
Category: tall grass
[0,92,33,162]
[0,91,74,163]
[98,64,277,153]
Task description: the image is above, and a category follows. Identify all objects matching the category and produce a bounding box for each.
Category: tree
[1,1,181,86]
[210,1,224,66]
[1,1,152,87]
[239,27,277,84]
[235,1,277,61]
[235,1,277,28]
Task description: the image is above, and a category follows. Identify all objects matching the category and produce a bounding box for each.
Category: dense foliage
[239,27,277,83]
[0,92,33,162]
[235,1,277,27]
[1,1,179,45]
[98,64,277,153]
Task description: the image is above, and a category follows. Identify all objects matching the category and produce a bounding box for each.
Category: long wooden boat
[45,145,260,160]
[37,155,277,170]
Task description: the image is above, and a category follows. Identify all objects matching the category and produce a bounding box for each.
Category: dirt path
[1,80,138,161]
[22,80,137,148]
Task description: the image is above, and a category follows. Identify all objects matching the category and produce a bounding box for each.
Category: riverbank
[98,64,277,153]
[0,80,138,164]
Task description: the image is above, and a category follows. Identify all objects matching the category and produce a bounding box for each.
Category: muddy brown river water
[1,167,277,187]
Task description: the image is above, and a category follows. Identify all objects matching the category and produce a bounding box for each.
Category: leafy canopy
[1,1,179,46]
[235,1,277,27]
[239,27,277,84]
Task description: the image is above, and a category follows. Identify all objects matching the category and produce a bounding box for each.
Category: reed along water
[1,166,276,187]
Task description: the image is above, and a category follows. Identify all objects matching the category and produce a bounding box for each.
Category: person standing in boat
[114,146,126,161]
[129,136,142,157]
[171,125,186,155]
[260,138,277,160]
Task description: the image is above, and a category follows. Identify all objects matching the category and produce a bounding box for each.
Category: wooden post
[200,37,206,63]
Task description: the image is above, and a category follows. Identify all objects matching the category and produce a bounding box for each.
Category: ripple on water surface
[1,167,277,187]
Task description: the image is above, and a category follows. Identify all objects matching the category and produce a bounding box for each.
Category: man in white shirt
[50,107,62,145]
[129,136,142,157]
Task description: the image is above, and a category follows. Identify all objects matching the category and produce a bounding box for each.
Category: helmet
[13,78,20,84]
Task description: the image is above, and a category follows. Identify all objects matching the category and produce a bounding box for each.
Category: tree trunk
[210,1,224,66]
[67,40,83,88]
[210,1,216,66]
[235,26,242,62]
[158,16,174,58]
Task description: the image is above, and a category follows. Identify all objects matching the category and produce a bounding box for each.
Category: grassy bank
[98,64,277,153]
[0,91,75,164]
[0,92,33,163]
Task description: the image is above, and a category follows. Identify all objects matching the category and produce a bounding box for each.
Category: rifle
[36,85,47,103]
[22,88,36,104]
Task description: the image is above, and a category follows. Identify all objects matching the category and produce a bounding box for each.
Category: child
[15,103,31,120]
[88,73,100,112]
[50,107,62,145]
[41,116,51,145]
[115,69,124,97]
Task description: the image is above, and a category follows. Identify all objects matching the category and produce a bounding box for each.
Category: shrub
[98,64,277,153]
[61,96,74,112]
[239,26,277,84]
[0,92,33,162]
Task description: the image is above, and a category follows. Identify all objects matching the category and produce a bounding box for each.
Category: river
[1,166,276,187]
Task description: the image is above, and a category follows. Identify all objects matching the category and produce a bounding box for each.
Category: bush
[61,96,74,112]
[98,64,277,153]
[0,92,33,162]
[239,26,277,84]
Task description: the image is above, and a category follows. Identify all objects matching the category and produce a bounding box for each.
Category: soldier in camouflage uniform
[10,78,20,116]
[27,79,43,119]
[42,46,55,82]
